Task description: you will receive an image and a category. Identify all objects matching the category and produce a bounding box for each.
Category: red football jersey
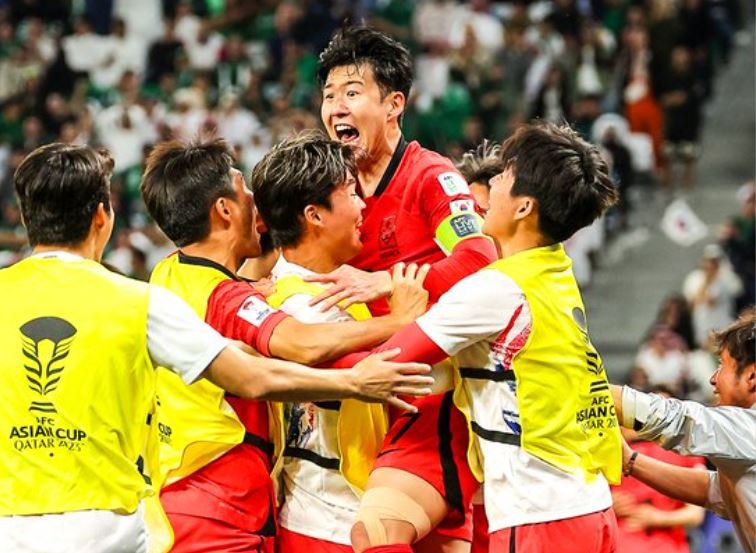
[351,140,482,272]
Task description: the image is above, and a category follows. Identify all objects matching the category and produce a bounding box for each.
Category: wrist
[376,270,393,297]
[623,450,639,477]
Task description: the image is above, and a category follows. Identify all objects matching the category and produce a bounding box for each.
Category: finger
[307,284,345,307]
[391,262,405,283]
[370,348,401,362]
[416,263,431,285]
[397,362,432,375]
[386,396,418,413]
[403,262,419,281]
[317,288,356,312]
[396,375,435,387]
[303,273,338,284]
[393,386,433,396]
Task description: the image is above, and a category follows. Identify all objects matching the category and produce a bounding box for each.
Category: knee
[352,487,432,549]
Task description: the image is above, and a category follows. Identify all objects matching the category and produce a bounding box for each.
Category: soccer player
[611,309,755,553]
[0,143,433,553]
[139,138,431,552]
[455,140,504,215]
[309,26,499,552]
[332,121,624,553]
[309,26,497,313]
[250,131,431,553]
[454,140,507,553]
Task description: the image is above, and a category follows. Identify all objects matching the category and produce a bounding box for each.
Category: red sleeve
[328,322,448,369]
[416,164,497,301]
[423,236,497,301]
[205,280,289,357]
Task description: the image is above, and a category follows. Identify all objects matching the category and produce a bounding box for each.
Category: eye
[346,90,359,97]
[324,93,334,100]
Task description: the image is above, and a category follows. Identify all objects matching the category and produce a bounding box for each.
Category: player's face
[709,348,755,408]
[470,181,491,213]
[482,167,518,240]
[321,64,396,162]
[319,176,366,264]
[229,169,261,259]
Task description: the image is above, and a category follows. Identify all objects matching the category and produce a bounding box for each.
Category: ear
[744,364,756,394]
[255,213,268,236]
[302,204,323,228]
[514,196,536,221]
[214,197,233,224]
[387,91,406,122]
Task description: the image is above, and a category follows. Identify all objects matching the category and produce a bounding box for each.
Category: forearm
[204,345,357,401]
[268,314,408,365]
[625,448,711,508]
[652,503,706,528]
[423,237,497,301]
[618,385,756,461]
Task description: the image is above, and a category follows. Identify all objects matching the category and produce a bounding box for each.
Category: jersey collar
[373,135,408,198]
[177,250,239,281]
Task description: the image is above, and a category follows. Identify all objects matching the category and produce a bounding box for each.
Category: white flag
[660,198,708,247]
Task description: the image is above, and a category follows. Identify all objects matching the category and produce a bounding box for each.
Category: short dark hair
[250,130,357,248]
[14,143,113,247]
[456,140,505,187]
[140,139,235,247]
[318,26,413,100]
[714,308,755,375]
[500,121,618,242]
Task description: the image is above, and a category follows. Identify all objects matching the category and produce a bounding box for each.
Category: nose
[709,367,720,387]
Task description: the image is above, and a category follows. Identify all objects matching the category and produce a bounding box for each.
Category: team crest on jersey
[237,296,274,327]
[286,403,316,448]
[450,199,475,213]
[379,214,398,250]
[438,172,470,196]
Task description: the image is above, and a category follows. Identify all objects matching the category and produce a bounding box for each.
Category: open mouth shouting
[334,124,360,144]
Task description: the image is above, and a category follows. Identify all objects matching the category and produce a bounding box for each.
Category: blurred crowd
[0,0,748,273]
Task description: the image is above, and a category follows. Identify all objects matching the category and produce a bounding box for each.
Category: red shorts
[471,502,489,553]
[168,512,274,553]
[489,509,618,553]
[276,527,352,553]
[374,391,478,541]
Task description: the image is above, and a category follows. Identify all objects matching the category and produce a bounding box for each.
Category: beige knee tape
[356,487,432,546]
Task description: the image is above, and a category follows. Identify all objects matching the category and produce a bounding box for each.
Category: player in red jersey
[307,27,499,553]
[139,139,433,552]
[309,26,497,315]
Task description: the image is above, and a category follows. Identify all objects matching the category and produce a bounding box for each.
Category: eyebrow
[324,79,365,89]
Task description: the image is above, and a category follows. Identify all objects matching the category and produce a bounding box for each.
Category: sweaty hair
[140,139,235,247]
[318,26,413,100]
[714,308,756,375]
[14,143,113,247]
[456,140,506,187]
[250,130,357,248]
[500,121,618,242]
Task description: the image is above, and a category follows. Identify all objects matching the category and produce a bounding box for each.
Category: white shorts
[0,503,148,553]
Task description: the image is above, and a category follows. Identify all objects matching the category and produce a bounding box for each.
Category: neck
[282,237,340,274]
[181,234,242,273]
[358,126,402,197]
[33,241,97,261]
[493,230,552,259]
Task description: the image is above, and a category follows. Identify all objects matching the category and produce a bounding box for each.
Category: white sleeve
[147,285,231,385]
[416,269,531,356]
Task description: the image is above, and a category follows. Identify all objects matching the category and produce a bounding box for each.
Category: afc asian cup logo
[19,317,77,414]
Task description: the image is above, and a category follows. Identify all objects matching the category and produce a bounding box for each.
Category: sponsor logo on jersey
[438,171,470,196]
[449,213,481,238]
[237,295,275,327]
[450,199,475,213]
